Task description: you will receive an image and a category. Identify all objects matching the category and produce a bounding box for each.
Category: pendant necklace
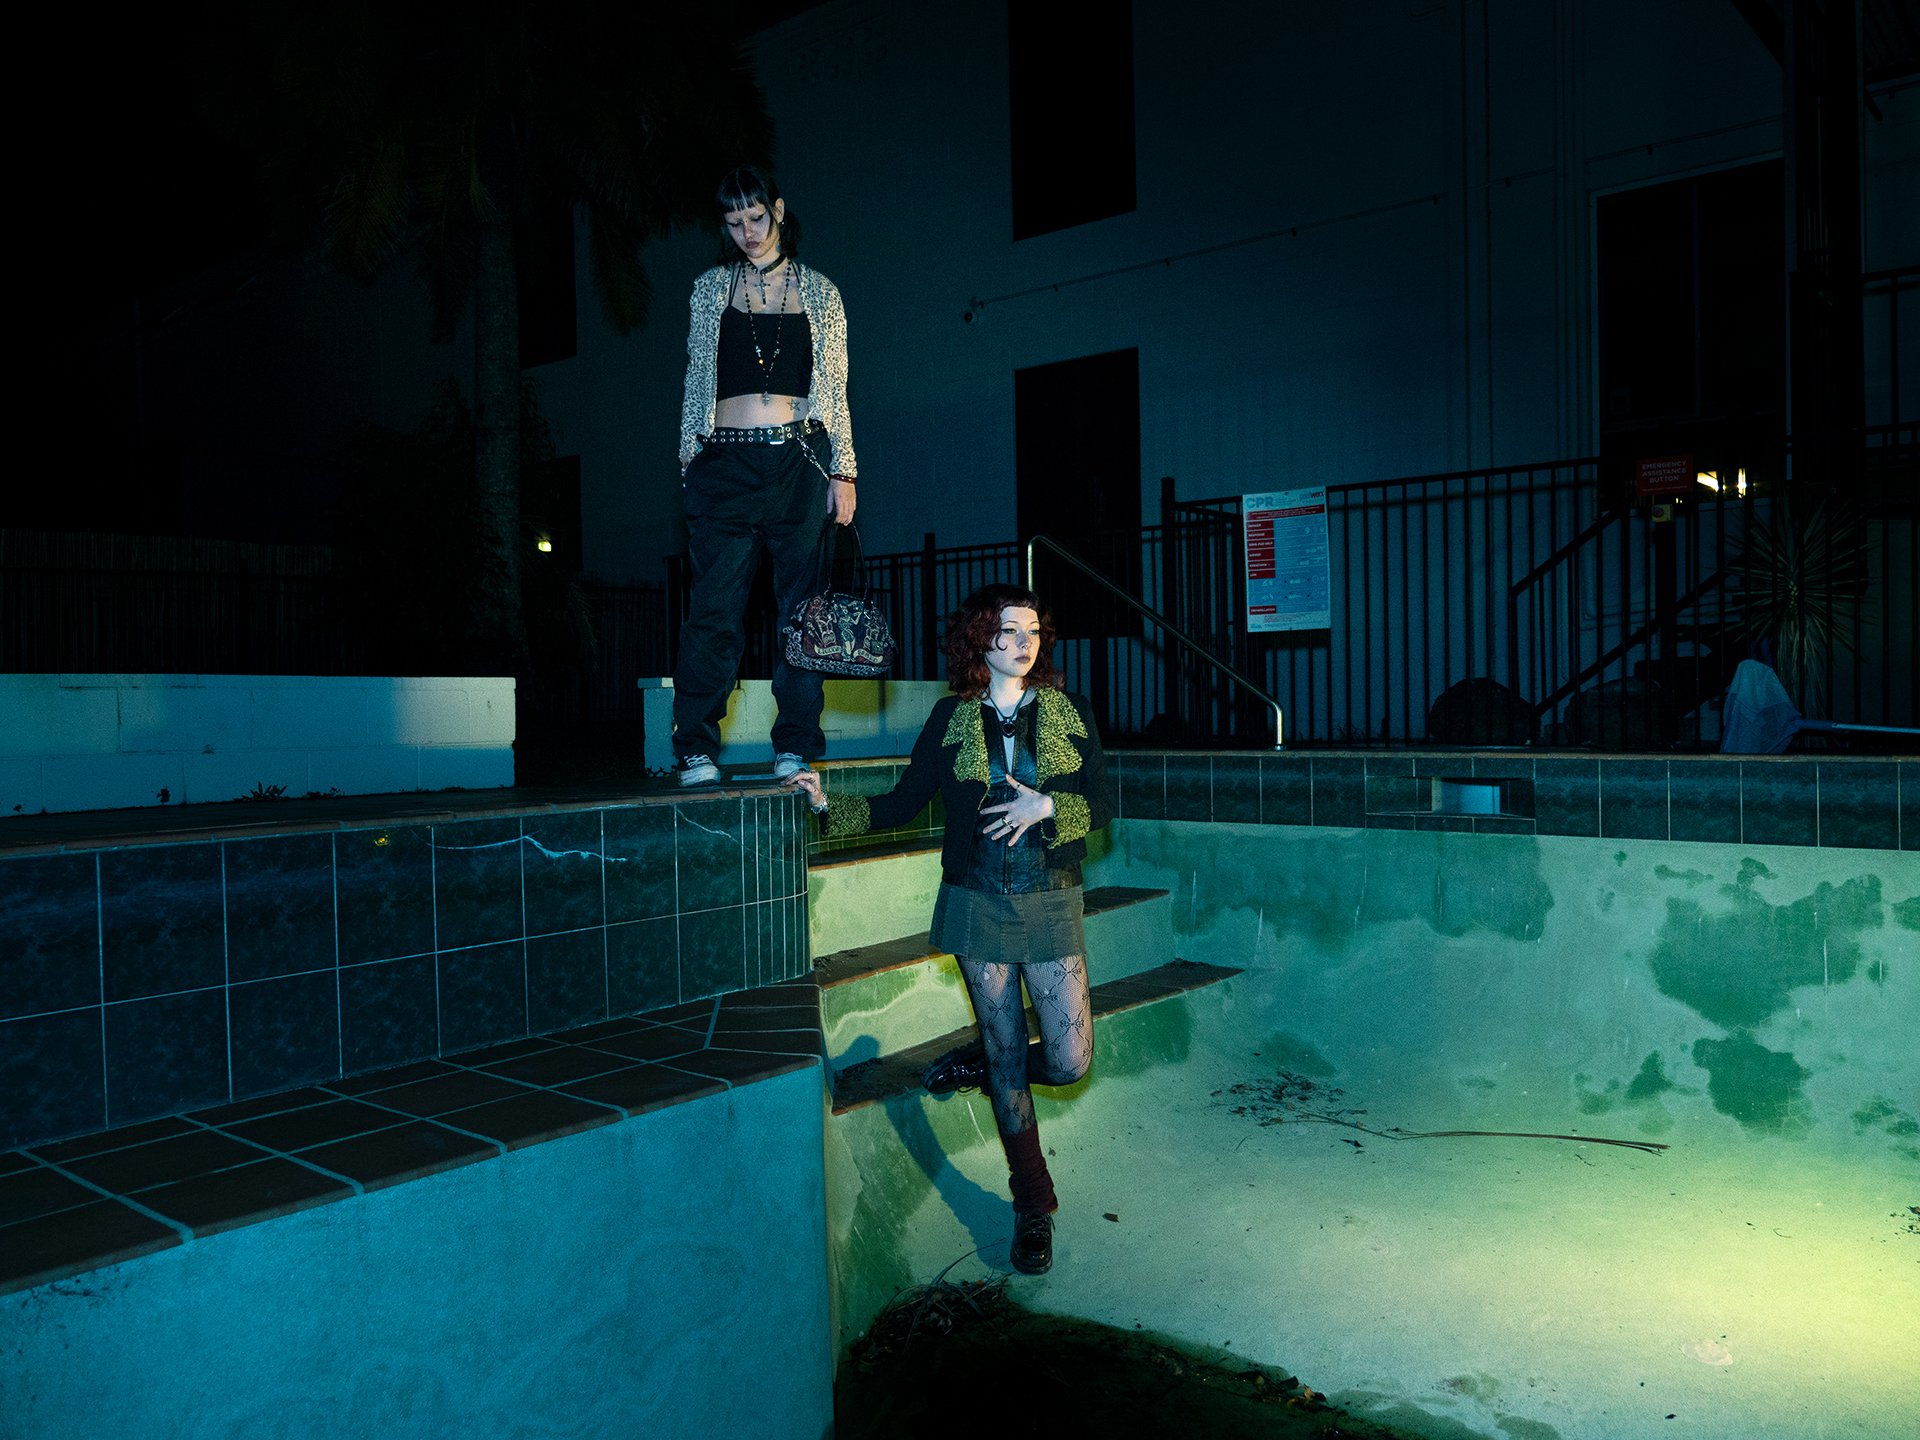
[745,257,787,404]
[987,695,1020,739]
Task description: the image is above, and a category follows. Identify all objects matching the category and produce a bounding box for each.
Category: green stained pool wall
[1083,821,1919,1159]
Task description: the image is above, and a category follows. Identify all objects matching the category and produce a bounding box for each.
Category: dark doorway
[1015,348,1142,705]
[1007,2,1136,241]
[1596,160,1785,472]
[1014,348,1141,542]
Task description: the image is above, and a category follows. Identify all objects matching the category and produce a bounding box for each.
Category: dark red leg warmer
[999,1125,1058,1215]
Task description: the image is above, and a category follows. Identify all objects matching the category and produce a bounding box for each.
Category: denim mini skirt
[929,882,1085,965]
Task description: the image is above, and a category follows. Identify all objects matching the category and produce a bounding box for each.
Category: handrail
[1024,534,1284,749]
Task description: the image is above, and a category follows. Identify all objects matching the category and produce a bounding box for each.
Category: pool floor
[837,826,1919,1439]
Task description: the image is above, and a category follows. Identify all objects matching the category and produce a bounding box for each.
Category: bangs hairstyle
[715,165,801,264]
[942,583,1063,701]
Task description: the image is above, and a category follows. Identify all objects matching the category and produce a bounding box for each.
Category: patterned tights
[955,955,1093,1136]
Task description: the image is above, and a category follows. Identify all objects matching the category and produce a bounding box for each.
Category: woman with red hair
[787,582,1114,1276]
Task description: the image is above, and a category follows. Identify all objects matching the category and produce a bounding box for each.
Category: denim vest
[954,701,1079,895]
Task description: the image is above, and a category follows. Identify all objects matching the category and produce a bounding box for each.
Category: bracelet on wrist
[831,474,855,485]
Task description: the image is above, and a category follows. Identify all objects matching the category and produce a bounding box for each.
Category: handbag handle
[815,520,874,599]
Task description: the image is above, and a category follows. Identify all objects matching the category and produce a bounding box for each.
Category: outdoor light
[1736,467,1748,497]
[537,538,553,553]
[1697,470,1719,491]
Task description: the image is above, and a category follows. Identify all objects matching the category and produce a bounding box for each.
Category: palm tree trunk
[471,198,527,681]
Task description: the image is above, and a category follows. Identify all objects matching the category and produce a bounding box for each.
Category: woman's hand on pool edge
[979,777,1054,845]
[785,769,826,810]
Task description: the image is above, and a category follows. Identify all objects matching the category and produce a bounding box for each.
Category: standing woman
[672,166,857,786]
[787,584,1115,1275]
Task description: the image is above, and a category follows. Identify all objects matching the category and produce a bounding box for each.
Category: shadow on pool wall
[1084,821,1918,1159]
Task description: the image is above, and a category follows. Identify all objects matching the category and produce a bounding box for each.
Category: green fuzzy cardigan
[820,688,1116,879]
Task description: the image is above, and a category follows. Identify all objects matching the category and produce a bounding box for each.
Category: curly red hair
[943,583,1063,701]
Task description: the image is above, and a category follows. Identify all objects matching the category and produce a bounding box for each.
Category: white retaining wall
[640,677,945,770]
[0,675,513,817]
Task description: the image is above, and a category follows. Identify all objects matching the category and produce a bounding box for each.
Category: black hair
[715,166,801,264]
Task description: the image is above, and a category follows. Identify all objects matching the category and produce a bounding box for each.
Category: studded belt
[703,419,822,446]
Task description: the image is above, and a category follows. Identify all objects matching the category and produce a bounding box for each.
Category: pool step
[816,887,1174,1069]
[828,958,1242,1115]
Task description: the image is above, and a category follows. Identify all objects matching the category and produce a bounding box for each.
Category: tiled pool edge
[0,976,825,1296]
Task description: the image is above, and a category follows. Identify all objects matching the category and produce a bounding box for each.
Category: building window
[1008,1,1137,241]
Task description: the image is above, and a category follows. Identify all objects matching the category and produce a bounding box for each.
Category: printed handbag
[783,524,897,677]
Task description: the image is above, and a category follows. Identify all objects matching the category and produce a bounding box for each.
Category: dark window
[1597,161,1784,437]
[518,205,578,369]
[1008,1,1136,241]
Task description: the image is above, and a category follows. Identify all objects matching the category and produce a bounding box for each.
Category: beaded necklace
[742,256,790,403]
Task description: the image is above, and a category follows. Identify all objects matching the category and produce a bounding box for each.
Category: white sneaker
[772,753,810,780]
[678,754,720,786]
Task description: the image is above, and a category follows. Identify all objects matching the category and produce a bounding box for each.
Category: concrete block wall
[0,675,514,817]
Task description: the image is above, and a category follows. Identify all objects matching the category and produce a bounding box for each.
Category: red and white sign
[1634,454,1694,497]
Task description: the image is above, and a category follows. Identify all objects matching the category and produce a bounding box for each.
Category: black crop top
[717,306,814,401]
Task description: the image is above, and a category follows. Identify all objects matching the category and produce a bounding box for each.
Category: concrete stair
[808,837,1235,1111]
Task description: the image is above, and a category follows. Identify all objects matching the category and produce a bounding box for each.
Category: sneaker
[772,753,809,781]
[1010,1209,1054,1275]
[923,1040,989,1095]
[677,754,720,786]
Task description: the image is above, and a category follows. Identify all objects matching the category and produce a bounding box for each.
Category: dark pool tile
[0,852,100,1020]
[578,1026,706,1064]
[642,997,719,1025]
[0,1152,36,1176]
[1162,755,1212,822]
[473,1045,632,1087]
[676,799,746,913]
[562,1016,656,1043]
[1668,759,1741,844]
[31,1116,195,1162]
[1533,757,1600,837]
[608,916,680,1016]
[191,1088,336,1126]
[324,1059,458,1097]
[99,844,224,1003]
[223,833,336,983]
[1471,756,1535,781]
[437,941,527,1055]
[0,1199,181,1293]
[602,805,678,923]
[1415,815,1474,832]
[453,1037,558,1066]
[669,1048,816,1087]
[1741,762,1818,847]
[1365,814,1418,831]
[335,826,435,966]
[1123,754,1166,821]
[1366,755,1415,777]
[1904,762,1917,850]
[223,1099,403,1153]
[1310,758,1366,828]
[1208,756,1259,824]
[1600,759,1670,840]
[712,1005,817,1034]
[1,1010,105,1150]
[520,811,607,936]
[1364,775,1424,814]
[678,907,746,1003]
[339,956,440,1075]
[562,1063,726,1115]
[65,1128,271,1193]
[104,989,229,1126]
[1259,755,1311,824]
[440,1090,621,1151]
[526,930,606,1036]
[432,817,525,952]
[724,980,819,1006]
[138,1156,351,1237]
[367,1070,530,1118]
[715,1032,823,1058]
[228,971,340,1100]
[298,1120,499,1192]
[0,1165,100,1226]
[1818,763,1899,850]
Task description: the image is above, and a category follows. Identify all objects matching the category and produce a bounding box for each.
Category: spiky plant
[1730,497,1872,713]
